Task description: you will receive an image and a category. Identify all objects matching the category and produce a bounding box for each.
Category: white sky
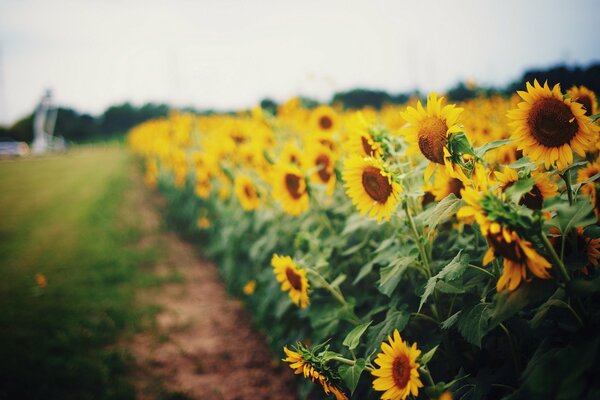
[0,0,598,124]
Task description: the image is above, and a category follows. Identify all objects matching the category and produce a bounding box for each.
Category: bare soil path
[127,171,297,400]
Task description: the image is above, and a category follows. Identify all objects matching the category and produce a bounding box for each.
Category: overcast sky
[0,0,598,124]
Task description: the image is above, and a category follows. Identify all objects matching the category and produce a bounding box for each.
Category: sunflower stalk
[306,268,361,325]
[561,170,575,206]
[538,233,571,283]
[330,355,374,372]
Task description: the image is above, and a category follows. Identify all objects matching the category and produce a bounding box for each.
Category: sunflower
[234,174,261,211]
[568,85,598,117]
[304,143,337,195]
[424,168,465,201]
[507,80,596,170]
[310,105,340,135]
[577,159,600,219]
[144,159,158,188]
[343,156,401,223]
[457,188,552,291]
[494,167,558,210]
[280,141,304,167]
[271,254,309,308]
[371,329,423,400]
[400,93,464,180]
[283,346,347,400]
[345,112,384,159]
[195,172,212,199]
[270,163,310,216]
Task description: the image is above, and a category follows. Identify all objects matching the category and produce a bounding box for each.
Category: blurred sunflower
[343,156,401,223]
[195,172,212,199]
[345,112,384,158]
[495,167,558,210]
[243,280,256,295]
[271,254,309,308]
[577,160,600,218]
[283,345,347,400]
[371,329,423,400]
[457,188,552,291]
[310,105,340,135]
[400,93,464,180]
[280,141,304,167]
[234,174,261,211]
[507,80,596,170]
[568,85,598,117]
[304,144,337,195]
[424,168,465,201]
[270,163,310,216]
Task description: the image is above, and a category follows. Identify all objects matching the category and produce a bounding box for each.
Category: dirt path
[127,172,297,400]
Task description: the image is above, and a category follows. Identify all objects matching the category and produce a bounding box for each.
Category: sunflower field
[128,81,600,400]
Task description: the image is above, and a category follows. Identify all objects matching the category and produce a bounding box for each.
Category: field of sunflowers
[128,81,600,400]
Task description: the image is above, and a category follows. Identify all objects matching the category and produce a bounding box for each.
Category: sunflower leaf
[457,302,493,347]
[366,307,410,356]
[338,358,365,395]
[546,201,596,234]
[505,176,534,204]
[420,345,439,365]
[378,256,415,297]
[342,321,372,351]
[423,194,464,236]
[475,139,513,159]
[572,171,600,196]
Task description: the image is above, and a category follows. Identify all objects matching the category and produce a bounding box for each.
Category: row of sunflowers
[128,81,600,400]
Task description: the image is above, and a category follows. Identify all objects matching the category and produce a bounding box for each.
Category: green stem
[418,366,436,388]
[562,170,575,206]
[468,264,496,279]
[306,269,361,325]
[331,356,374,372]
[411,312,439,325]
[499,323,521,376]
[539,233,571,283]
[404,202,432,279]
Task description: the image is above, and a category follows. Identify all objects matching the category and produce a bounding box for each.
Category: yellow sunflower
[234,174,262,211]
[270,163,310,216]
[310,105,340,135]
[457,188,552,291]
[195,172,211,199]
[507,80,596,170]
[271,254,310,308]
[400,92,464,180]
[144,159,158,188]
[371,329,423,400]
[280,141,304,167]
[283,346,347,400]
[568,85,598,117]
[345,112,384,158]
[304,143,337,195]
[342,156,401,223]
[424,168,465,201]
[577,160,600,218]
[494,167,558,210]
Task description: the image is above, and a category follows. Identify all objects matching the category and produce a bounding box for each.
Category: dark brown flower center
[448,178,464,198]
[315,154,332,182]
[362,136,376,156]
[285,267,303,291]
[319,115,333,130]
[418,117,448,164]
[527,98,578,147]
[487,231,522,262]
[392,354,411,389]
[290,155,299,165]
[519,184,543,210]
[244,184,256,199]
[319,138,336,151]
[576,95,594,117]
[362,166,392,203]
[285,173,304,199]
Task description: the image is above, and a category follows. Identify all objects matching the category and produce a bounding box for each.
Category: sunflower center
[319,115,333,130]
[362,166,392,204]
[362,136,376,156]
[487,231,522,262]
[519,184,543,210]
[244,184,256,199]
[577,95,593,117]
[448,178,464,199]
[315,154,332,182]
[418,117,448,164]
[527,98,578,147]
[391,354,411,389]
[285,173,304,199]
[285,267,303,291]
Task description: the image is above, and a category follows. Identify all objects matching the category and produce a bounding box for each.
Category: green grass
[0,146,161,399]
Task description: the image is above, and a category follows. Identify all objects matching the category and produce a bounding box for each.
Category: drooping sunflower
[271,254,309,308]
[283,345,348,400]
[457,188,552,291]
[270,163,310,216]
[234,174,262,211]
[371,329,423,400]
[304,143,337,195]
[568,85,598,117]
[507,80,596,170]
[345,112,385,159]
[342,156,401,223]
[310,105,340,135]
[494,167,558,210]
[400,92,464,180]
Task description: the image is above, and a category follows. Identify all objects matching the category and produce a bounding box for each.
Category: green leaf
[559,160,588,175]
[423,194,464,235]
[590,112,600,122]
[547,201,596,234]
[489,280,554,328]
[508,156,536,170]
[505,176,534,204]
[475,139,513,158]
[530,297,570,328]
[338,358,365,395]
[441,311,461,330]
[572,171,600,195]
[457,302,492,347]
[568,275,600,296]
[419,252,468,311]
[342,321,372,351]
[366,307,410,355]
[435,280,466,294]
[420,345,439,365]
[378,256,415,297]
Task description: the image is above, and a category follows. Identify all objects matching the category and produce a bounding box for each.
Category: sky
[0,0,598,125]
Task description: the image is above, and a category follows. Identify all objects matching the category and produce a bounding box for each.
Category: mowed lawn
[0,146,161,399]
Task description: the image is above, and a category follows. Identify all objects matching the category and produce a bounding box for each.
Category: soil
[127,173,297,400]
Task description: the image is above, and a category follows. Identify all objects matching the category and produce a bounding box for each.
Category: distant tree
[332,89,393,110]
[7,114,34,142]
[260,98,278,115]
